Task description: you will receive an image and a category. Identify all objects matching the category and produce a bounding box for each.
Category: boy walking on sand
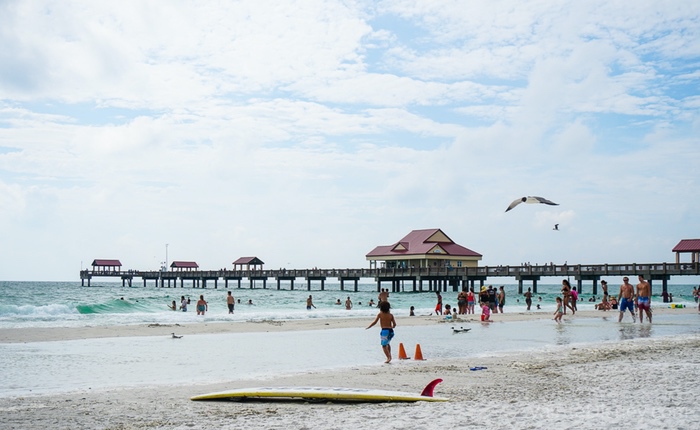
[366,301,397,363]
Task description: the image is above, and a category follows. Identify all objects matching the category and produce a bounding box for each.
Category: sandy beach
[1,307,698,429]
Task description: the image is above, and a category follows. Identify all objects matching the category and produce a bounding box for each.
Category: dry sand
[1,307,698,429]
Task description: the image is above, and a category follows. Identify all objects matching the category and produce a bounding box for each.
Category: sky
[1,0,699,282]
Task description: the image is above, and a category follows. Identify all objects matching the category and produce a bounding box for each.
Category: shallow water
[1,313,698,398]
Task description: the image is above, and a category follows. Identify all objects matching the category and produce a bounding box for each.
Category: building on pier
[365,228,482,269]
[170,261,199,271]
[672,239,700,264]
[91,259,122,273]
[232,257,264,271]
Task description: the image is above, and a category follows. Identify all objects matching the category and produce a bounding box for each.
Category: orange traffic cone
[414,343,425,361]
[398,343,410,360]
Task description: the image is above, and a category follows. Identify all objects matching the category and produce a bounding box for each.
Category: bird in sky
[553,224,559,230]
[505,196,559,212]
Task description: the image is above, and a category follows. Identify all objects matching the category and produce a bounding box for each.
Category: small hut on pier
[91,259,122,273]
[232,257,264,271]
[170,261,199,271]
[672,239,700,264]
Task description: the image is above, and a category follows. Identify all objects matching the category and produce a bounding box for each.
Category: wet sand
[1,306,695,343]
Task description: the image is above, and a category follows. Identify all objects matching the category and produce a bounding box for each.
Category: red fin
[420,378,443,397]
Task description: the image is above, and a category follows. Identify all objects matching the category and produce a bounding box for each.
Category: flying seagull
[553,224,559,231]
[505,196,559,212]
[171,333,183,339]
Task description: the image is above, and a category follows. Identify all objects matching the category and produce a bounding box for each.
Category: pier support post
[354,279,358,292]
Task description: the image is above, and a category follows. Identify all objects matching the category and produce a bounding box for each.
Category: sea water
[1,314,698,398]
[0,280,698,329]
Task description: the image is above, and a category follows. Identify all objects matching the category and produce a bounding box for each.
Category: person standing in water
[306,295,316,310]
[434,291,443,315]
[636,275,652,323]
[497,286,506,313]
[561,280,575,315]
[524,287,532,311]
[618,277,636,322]
[227,291,235,314]
[196,295,208,316]
[366,301,397,363]
[554,297,563,323]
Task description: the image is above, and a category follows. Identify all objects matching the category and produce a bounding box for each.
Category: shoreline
[1,306,696,343]
[2,333,698,429]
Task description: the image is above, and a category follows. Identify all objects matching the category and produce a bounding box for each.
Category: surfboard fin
[420,378,443,397]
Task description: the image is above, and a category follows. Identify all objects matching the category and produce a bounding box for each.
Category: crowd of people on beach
[160,279,696,365]
[553,275,655,324]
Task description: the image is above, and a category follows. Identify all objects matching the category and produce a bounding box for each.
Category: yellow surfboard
[191,378,448,402]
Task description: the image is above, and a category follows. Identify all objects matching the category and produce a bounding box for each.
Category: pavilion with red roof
[170,261,199,271]
[91,259,122,273]
[365,228,482,269]
[232,257,264,271]
[672,239,700,264]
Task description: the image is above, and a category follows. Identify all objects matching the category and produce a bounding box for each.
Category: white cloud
[0,0,699,280]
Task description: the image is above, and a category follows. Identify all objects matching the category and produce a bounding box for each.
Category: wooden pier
[80,262,700,294]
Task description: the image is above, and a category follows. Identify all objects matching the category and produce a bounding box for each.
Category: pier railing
[80,262,700,281]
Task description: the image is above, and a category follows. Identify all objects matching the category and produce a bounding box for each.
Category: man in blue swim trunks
[366,301,396,363]
[617,277,636,322]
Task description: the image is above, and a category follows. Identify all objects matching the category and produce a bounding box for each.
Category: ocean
[0,280,697,329]
[1,280,699,398]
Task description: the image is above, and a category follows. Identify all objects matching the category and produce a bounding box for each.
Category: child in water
[409,306,415,316]
[554,297,563,323]
[366,301,397,363]
[481,302,491,322]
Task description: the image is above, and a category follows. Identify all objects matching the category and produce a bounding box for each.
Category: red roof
[366,229,481,258]
[170,261,199,268]
[91,259,122,267]
[672,239,700,252]
[233,257,265,265]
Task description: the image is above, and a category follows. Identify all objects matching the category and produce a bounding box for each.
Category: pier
[79,262,700,295]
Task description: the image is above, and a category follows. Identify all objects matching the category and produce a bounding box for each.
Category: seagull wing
[533,196,558,206]
[505,198,524,212]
